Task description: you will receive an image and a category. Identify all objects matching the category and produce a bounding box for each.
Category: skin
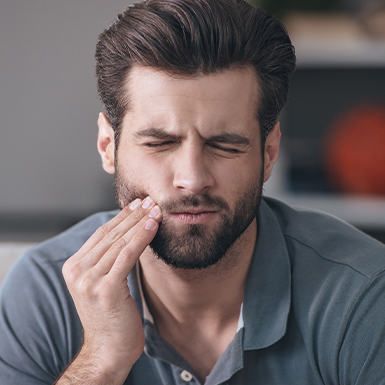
[58,66,280,384]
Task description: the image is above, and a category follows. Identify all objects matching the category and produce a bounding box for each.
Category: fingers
[63,196,162,281]
[108,216,160,279]
[77,200,142,258]
[96,203,161,277]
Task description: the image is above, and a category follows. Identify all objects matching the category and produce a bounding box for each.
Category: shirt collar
[242,198,291,350]
[135,262,154,324]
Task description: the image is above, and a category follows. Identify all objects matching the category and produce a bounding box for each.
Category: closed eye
[144,141,177,148]
[208,143,242,154]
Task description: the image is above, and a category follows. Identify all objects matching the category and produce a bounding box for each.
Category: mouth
[168,209,218,225]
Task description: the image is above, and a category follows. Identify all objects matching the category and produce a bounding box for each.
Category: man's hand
[56,197,161,385]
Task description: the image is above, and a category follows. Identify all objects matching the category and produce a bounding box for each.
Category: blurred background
[252,0,385,243]
[1,0,385,244]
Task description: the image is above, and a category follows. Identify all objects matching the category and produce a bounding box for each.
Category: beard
[114,165,264,270]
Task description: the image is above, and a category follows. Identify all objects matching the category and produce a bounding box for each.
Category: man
[1,0,385,384]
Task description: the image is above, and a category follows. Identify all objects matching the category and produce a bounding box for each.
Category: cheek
[236,159,263,190]
[225,156,262,184]
[120,153,174,198]
[213,159,261,203]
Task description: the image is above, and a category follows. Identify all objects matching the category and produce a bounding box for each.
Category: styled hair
[95,0,296,147]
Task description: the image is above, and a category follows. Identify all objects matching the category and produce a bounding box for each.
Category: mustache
[114,175,229,212]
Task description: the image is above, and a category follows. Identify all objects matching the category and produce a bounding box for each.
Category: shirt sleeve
[338,269,385,385]
[0,250,82,384]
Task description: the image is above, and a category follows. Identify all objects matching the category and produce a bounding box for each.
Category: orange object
[324,103,385,196]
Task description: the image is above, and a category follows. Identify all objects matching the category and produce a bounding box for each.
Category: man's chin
[149,246,225,270]
[148,220,234,270]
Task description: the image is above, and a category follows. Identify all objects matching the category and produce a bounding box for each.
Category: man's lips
[168,209,218,224]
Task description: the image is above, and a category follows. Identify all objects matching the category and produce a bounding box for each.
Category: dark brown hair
[95,0,296,147]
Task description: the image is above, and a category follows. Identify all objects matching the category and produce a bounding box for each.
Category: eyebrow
[134,128,181,141]
[134,128,251,146]
[207,133,251,146]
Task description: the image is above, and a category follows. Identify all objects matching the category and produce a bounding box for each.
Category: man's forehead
[123,65,260,122]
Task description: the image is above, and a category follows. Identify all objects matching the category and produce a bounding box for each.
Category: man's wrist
[54,346,133,385]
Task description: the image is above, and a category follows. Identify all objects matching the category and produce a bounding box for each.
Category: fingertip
[128,198,142,211]
[148,205,161,219]
[145,219,158,230]
[142,196,154,210]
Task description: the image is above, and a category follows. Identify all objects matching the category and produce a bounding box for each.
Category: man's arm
[54,198,161,385]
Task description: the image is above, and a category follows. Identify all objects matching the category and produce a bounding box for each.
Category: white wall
[0,1,134,219]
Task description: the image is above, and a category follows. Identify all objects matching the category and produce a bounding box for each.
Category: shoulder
[1,208,119,312]
[263,196,385,279]
[2,210,119,288]
[0,210,119,382]
[28,209,120,264]
[262,198,385,382]
[1,209,120,308]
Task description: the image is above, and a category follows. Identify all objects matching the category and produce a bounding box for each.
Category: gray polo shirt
[1,197,385,384]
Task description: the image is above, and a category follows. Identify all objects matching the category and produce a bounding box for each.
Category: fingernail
[129,199,141,210]
[145,219,157,230]
[142,196,153,209]
[148,206,160,218]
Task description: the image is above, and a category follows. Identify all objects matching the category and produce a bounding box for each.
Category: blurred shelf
[265,192,385,229]
[265,152,385,230]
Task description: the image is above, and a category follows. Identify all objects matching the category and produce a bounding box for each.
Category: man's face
[102,66,274,269]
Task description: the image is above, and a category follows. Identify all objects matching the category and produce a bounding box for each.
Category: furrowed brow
[134,128,181,141]
[208,133,251,146]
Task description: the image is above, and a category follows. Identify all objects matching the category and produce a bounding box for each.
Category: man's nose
[172,145,215,195]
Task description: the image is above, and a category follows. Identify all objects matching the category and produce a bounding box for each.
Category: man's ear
[97,112,115,174]
[263,121,281,183]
